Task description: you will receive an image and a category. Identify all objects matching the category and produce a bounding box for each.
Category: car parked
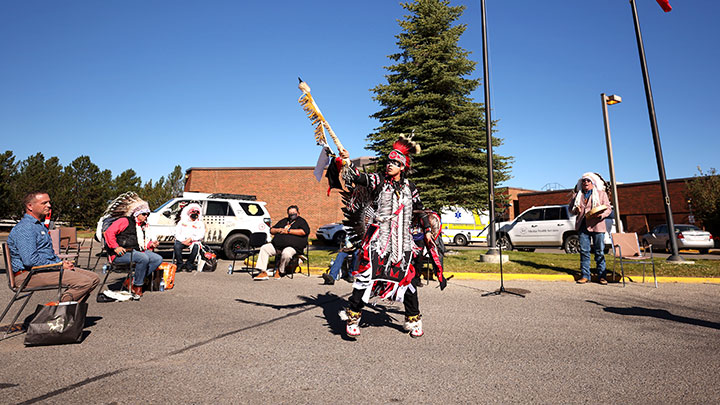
[640,224,713,254]
[495,204,615,254]
[316,223,346,246]
[147,192,271,259]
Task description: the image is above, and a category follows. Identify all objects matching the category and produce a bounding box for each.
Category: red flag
[656,0,672,12]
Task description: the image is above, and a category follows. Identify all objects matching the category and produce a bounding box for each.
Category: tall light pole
[628,0,683,261]
[480,0,498,255]
[601,93,623,233]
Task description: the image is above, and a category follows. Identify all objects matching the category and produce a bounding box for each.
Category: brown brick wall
[516,178,696,234]
[185,167,344,238]
[502,187,541,220]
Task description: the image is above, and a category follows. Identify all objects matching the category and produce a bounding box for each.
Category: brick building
[184,164,544,234]
[184,166,345,237]
[516,177,699,234]
[499,187,540,220]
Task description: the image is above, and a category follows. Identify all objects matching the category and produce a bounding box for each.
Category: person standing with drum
[570,172,612,285]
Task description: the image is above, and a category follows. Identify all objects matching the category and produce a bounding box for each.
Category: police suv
[146,192,271,259]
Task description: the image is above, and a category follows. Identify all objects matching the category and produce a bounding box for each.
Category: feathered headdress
[572,172,611,212]
[175,201,202,224]
[102,192,150,219]
[388,133,421,169]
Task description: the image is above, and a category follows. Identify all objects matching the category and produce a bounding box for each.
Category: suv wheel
[453,234,469,246]
[563,234,580,254]
[223,233,250,260]
[496,235,513,251]
[332,231,346,247]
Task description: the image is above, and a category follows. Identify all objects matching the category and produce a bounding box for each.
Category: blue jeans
[329,251,358,280]
[113,250,164,286]
[174,241,199,269]
[579,230,606,280]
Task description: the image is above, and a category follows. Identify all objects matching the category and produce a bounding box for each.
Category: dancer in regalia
[336,135,446,338]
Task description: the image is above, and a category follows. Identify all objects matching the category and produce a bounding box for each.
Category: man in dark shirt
[253,205,309,280]
[7,191,100,302]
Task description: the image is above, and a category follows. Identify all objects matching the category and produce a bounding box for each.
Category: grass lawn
[78,229,95,238]
[306,248,720,278]
[75,230,719,279]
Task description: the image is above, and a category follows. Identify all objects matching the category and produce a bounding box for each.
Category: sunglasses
[387,161,403,168]
[138,212,149,216]
[581,179,592,183]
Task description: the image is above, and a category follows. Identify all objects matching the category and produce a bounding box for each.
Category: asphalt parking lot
[1,260,719,404]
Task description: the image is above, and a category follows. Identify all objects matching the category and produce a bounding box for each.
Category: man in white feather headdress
[174,202,205,272]
[570,172,612,285]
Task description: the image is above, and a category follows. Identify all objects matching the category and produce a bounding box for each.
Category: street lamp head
[606,94,622,105]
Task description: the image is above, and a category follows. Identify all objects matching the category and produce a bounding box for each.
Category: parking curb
[304,267,720,284]
[443,272,720,284]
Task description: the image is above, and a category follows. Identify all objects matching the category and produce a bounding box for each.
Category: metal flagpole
[628,0,683,261]
[480,0,498,255]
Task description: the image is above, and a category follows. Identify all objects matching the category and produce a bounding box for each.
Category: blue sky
[1,0,718,191]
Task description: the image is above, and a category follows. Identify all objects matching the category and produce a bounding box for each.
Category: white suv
[316,223,347,246]
[495,205,614,253]
[147,192,271,259]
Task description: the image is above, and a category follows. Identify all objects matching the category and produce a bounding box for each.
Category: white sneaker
[404,315,423,338]
[103,290,133,302]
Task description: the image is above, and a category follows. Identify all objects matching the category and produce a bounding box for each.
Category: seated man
[173,203,205,272]
[322,234,358,285]
[103,197,162,299]
[253,205,309,281]
[7,191,100,302]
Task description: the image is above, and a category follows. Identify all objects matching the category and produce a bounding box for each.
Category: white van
[440,207,490,246]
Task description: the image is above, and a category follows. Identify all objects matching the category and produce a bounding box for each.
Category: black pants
[348,285,419,317]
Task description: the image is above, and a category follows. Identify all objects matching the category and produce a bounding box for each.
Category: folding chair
[1,243,67,340]
[96,250,137,300]
[611,232,657,288]
[59,226,94,268]
[284,244,310,278]
[230,233,267,276]
[49,229,79,263]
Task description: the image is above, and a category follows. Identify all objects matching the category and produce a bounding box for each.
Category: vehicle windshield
[675,225,701,232]
[153,199,174,213]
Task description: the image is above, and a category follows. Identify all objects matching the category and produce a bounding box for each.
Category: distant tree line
[0,150,184,228]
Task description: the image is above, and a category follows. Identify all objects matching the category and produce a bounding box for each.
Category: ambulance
[440,207,490,246]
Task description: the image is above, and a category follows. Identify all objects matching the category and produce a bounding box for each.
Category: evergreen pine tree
[369,0,512,211]
[0,151,18,218]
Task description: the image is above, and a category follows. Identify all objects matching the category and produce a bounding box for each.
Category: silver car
[641,224,713,254]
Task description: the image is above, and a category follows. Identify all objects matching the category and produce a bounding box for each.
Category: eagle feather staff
[297,78,345,153]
